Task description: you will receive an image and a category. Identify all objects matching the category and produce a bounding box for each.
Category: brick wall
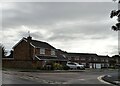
[2,60,43,69]
[13,40,34,61]
[45,49,51,55]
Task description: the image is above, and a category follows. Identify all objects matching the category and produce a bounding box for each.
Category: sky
[1,1,119,56]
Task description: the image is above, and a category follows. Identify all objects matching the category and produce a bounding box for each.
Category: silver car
[66,62,85,70]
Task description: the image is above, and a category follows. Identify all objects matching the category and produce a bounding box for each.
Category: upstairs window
[75,57,79,60]
[51,49,55,55]
[106,59,108,62]
[81,58,85,60]
[89,57,91,61]
[40,48,45,54]
[94,58,97,61]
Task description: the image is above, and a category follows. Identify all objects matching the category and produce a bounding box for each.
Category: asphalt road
[2,73,41,84]
[2,69,118,85]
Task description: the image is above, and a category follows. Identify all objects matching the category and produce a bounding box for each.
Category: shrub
[52,63,63,70]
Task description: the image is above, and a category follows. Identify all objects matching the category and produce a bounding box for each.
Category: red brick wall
[45,49,51,55]
[13,40,34,60]
[35,48,40,55]
[2,60,43,69]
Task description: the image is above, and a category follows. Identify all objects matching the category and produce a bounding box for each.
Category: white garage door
[96,64,101,69]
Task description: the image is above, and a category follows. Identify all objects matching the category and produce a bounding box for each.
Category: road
[2,69,118,85]
[2,73,40,84]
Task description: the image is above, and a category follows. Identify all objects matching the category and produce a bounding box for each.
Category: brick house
[2,36,118,69]
[97,55,109,68]
[66,53,110,69]
[112,55,120,64]
[108,55,120,67]
[2,36,67,68]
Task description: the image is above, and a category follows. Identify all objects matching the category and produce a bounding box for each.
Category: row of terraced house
[2,36,120,69]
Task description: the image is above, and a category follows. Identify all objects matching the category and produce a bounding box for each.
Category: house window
[75,57,79,60]
[106,59,108,62]
[101,59,105,62]
[81,58,85,60]
[89,57,91,61]
[94,58,97,61]
[51,49,55,55]
[40,48,45,54]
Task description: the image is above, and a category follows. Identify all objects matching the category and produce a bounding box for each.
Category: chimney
[27,36,32,60]
[27,36,32,42]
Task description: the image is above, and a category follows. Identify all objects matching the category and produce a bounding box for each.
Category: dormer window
[40,48,45,54]
[51,49,55,55]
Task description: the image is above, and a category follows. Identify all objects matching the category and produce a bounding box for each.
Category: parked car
[66,62,85,70]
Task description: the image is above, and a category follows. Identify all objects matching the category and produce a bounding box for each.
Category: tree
[0,43,7,58]
[109,60,116,67]
[110,0,120,31]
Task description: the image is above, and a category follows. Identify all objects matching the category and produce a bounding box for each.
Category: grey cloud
[31,32,45,40]
[17,30,44,40]
[3,2,116,28]
[2,2,118,56]
[107,45,118,55]
[45,21,117,41]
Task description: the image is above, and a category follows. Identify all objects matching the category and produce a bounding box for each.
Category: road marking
[78,79,85,80]
[97,75,111,84]
[114,81,120,84]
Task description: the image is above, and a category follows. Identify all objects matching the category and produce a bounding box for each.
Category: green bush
[52,63,63,70]
[37,62,67,70]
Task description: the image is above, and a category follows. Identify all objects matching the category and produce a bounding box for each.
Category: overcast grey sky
[1,1,119,56]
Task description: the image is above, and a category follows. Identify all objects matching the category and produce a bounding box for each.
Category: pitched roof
[35,55,67,61]
[13,36,56,49]
[31,40,56,49]
[67,52,98,57]
[98,55,110,58]
[12,37,27,49]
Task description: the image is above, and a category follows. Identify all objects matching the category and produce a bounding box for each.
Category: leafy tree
[110,0,120,31]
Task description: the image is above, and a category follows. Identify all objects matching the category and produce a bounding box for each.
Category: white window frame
[40,48,45,54]
[51,49,55,56]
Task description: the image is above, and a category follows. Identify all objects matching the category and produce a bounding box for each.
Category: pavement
[102,71,120,85]
[3,67,86,72]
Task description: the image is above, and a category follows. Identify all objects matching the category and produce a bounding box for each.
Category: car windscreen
[68,63,76,65]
